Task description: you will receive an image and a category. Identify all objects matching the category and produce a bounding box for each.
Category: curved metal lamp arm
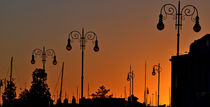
[32,48,43,56]
[85,31,97,40]
[128,72,134,78]
[153,64,160,71]
[153,65,157,71]
[153,65,158,68]
[160,3,177,19]
[46,49,56,57]
[181,5,198,22]
[69,30,82,40]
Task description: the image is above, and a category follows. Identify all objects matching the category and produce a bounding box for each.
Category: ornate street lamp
[152,63,161,107]
[31,46,57,70]
[127,65,134,102]
[157,0,201,56]
[66,28,99,99]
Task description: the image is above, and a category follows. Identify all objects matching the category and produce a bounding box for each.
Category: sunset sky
[1,0,210,106]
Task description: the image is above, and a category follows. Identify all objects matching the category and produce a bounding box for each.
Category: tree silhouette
[2,80,16,106]
[19,69,52,107]
[18,89,29,105]
[91,85,113,98]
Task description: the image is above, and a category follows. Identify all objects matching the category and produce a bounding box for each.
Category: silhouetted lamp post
[157,0,201,56]
[31,46,57,70]
[66,28,99,99]
[152,63,161,107]
[127,67,134,102]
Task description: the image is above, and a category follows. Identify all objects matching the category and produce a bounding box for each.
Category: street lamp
[31,46,57,70]
[152,63,161,107]
[66,28,99,99]
[127,65,134,102]
[157,0,201,56]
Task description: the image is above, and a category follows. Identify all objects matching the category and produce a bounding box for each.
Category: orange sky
[0,0,210,106]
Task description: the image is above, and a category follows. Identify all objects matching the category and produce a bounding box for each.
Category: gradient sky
[1,0,210,106]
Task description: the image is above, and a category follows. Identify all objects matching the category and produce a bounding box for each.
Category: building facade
[170,34,210,107]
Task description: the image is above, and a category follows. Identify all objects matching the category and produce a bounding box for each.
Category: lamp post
[152,63,161,107]
[66,28,99,99]
[31,46,57,70]
[157,0,201,56]
[127,65,134,102]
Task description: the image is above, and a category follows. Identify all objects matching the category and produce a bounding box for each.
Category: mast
[152,93,154,106]
[155,91,158,106]
[144,61,147,105]
[59,62,64,100]
[124,86,127,100]
[88,83,89,98]
[77,87,79,103]
[129,65,131,97]
[132,66,134,96]
[150,95,151,106]
[10,57,13,82]
[65,92,67,99]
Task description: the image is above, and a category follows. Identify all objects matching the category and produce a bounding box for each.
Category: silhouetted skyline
[1,0,210,105]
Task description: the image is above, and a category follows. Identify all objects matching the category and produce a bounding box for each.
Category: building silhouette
[170,34,210,107]
[76,85,144,107]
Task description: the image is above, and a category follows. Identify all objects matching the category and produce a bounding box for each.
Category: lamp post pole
[31,46,57,70]
[157,0,201,56]
[152,63,160,107]
[81,29,85,99]
[127,65,134,102]
[66,28,99,99]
